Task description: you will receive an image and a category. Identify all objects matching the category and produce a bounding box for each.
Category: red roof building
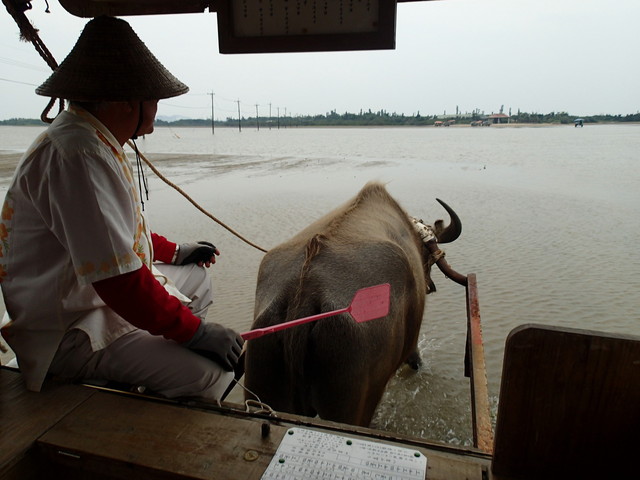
[487,113,511,124]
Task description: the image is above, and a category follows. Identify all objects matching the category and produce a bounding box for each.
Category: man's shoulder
[44,112,115,161]
[16,123,113,181]
[49,111,99,144]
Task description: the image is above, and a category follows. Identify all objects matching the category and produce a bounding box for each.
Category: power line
[159,90,285,127]
[0,77,38,86]
[0,56,49,72]
[158,100,208,110]
[216,93,240,103]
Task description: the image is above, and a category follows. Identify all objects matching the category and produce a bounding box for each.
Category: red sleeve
[151,232,177,264]
[92,264,200,343]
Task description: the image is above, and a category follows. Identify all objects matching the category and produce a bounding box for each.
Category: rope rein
[126,141,268,253]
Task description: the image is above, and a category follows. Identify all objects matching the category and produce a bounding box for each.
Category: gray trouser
[49,264,234,401]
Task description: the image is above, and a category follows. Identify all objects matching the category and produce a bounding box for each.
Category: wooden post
[255,104,260,131]
[465,273,494,453]
[210,91,215,135]
[236,99,241,132]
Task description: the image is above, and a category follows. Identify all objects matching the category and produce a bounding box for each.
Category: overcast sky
[1,0,639,121]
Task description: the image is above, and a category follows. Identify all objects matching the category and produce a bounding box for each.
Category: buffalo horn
[435,198,462,243]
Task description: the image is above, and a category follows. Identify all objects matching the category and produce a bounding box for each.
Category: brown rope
[3,1,57,68]
[39,97,64,124]
[425,240,467,287]
[2,0,64,122]
[127,141,268,253]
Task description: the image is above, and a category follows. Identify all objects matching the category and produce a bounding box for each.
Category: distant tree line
[0,118,47,126]
[2,110,639,127]
[160,110,640,127]
[509,111,640,125]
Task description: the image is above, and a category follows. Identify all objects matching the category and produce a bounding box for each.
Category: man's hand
[175,241,219,267]
[183,321,244,371]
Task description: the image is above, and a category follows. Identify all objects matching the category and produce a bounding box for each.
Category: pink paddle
[241,283,391,341]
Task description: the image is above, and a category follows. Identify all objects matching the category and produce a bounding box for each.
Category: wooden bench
[1,367,491,479]
[491,324,640,479]
[0,368,95,479]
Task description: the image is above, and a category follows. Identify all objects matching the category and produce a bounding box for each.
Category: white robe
[0,107,186,391]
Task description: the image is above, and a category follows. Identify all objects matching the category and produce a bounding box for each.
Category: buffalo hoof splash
[406,351,422,370]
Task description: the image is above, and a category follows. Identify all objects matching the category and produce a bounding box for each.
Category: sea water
[1,124,638,445]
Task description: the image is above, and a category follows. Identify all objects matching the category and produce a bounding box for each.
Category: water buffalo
[244,181,462,426]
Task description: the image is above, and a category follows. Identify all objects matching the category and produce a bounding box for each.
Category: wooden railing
[463,273,494,453]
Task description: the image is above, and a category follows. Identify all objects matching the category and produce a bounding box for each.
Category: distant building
[487,113,510,124]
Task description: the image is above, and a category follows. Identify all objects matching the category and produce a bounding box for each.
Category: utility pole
[269,103,272,130]
[284,107,287,128]
[255,104,260,131]
[209,91,215,135]
[277,107,280,129]
[236,99,242,132]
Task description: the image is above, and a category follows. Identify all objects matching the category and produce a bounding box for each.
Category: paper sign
[261,427,427,479]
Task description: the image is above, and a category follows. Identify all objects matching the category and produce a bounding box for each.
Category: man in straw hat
[0,16,243,401]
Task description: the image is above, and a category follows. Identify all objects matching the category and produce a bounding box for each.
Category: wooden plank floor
[38,392,283,479]
[1,367,491,480]
[0,368,95,477]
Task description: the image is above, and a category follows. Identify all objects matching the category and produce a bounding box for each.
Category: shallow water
[1,124,639,446]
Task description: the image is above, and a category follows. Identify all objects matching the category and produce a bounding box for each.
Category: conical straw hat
[36,16,188,101]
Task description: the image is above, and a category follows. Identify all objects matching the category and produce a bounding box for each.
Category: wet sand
[0,154,21,179]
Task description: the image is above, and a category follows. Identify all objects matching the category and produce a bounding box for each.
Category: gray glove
[175,241,217,265]
[184,321,244,371]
